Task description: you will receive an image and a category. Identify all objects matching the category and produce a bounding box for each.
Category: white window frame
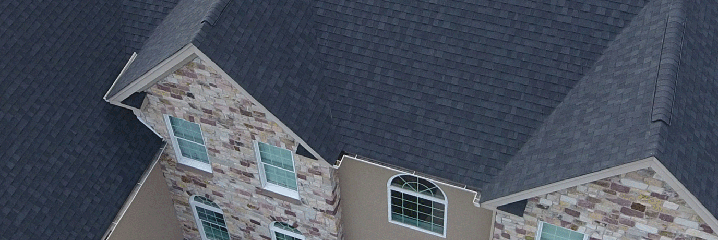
[536,221,590,240]
[189,196,230,240]
[164,114,212,173]
[387,174,448,238]
[269,221,306,240]
[254,141,300,200]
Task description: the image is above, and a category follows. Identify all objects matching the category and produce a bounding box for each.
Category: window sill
[178,157,213,173]
[256,187,301,205]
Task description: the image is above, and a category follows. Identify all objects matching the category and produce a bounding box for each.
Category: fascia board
[481,158,655,209]
[480,156,718,235]
[105,43,198,106]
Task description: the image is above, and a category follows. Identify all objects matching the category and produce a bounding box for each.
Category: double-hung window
[254,141,299,199]
[388,174,447,237]
[270,222,305,240]
[164,115,211,172]
[190,196,230,240]
[536,222,588,240]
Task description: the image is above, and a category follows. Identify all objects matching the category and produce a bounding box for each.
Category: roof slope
[481,0,678,201]
[0,1,165,239]
[102,0,718,220]
[192,0,340,158]
[317,0,648,186]
[106,0,648,187]
[656,0,718,219]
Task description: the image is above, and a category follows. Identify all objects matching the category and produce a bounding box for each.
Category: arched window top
[192,195,220,209]
[389,174,445,200]
[270,222,305,240]
[189,196,230,240]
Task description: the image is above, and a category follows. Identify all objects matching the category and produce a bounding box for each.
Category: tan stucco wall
[108,164,184,240]
[339,156,494,240]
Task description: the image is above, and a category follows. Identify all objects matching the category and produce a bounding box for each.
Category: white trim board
[104,43,327,165]
[481,156,718,234]
[481,158,655,209]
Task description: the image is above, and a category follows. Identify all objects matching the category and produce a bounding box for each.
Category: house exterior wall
[107,162,184,240]
[494,168,717,240]
[138,57,341,239]
[339,156,494,240]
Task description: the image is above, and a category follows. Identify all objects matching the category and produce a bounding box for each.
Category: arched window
[270,222,305,240]
[189,196,231,240]
[388,174,447,236]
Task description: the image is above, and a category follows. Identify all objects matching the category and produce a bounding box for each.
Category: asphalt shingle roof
[0,1,168,239]
[95,0,718,225]
[656,0,718,220]
[481,0,675,201]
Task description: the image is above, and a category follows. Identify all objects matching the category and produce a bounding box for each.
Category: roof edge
[480,157,654,207]
[105,43,198,105]
[481,156,718,233]
[650,0,687,125]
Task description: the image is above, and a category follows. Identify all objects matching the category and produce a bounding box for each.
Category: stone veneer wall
[494,168,717,240]
[139,57,342,239]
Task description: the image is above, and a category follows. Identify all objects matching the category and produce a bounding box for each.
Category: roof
[481,0,675,201]
[105,0,717,219]
[0,1,170,239]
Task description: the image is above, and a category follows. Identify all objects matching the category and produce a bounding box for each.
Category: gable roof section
[192,0,341,159]
[0,1,165,239]
[106,0,221,100]
[106,0,650,188]
[656,0,718,222]
[482,0,718,223]
[318,0,648,187]
[481,0,677,202]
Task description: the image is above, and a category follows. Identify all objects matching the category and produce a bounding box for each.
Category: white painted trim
[102,143,167,240]
[536,221,589,240]
[482,158,655,209]
[189,196,227,240]
[648,157,718,234]
[269,222,306,240]
[106,44,197,104]
[387,174,448,238]
[163,114,212,173]
[254,140,301,200]
[104,52,137,101]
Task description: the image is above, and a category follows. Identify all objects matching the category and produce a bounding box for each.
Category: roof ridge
[650,0,687,125]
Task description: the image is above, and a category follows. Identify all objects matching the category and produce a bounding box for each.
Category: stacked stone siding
[494,168,716,240]
[139,57,341,239]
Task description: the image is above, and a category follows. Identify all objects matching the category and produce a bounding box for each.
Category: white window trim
[387,174,448,238]
[164,114,212,173]
[254,141,300,200]
[189,196,227,240]
[536,221,590,240]
[269,222,306,240]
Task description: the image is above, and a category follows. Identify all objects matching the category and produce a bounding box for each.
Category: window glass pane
[539,223,584,240]
[264,164,297,190]
[177,138,209,163]
[257,142,297,191]
[389,183,445,234]
[258,142,293,171]
[195,206,230,240]
[169,116,204,144]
